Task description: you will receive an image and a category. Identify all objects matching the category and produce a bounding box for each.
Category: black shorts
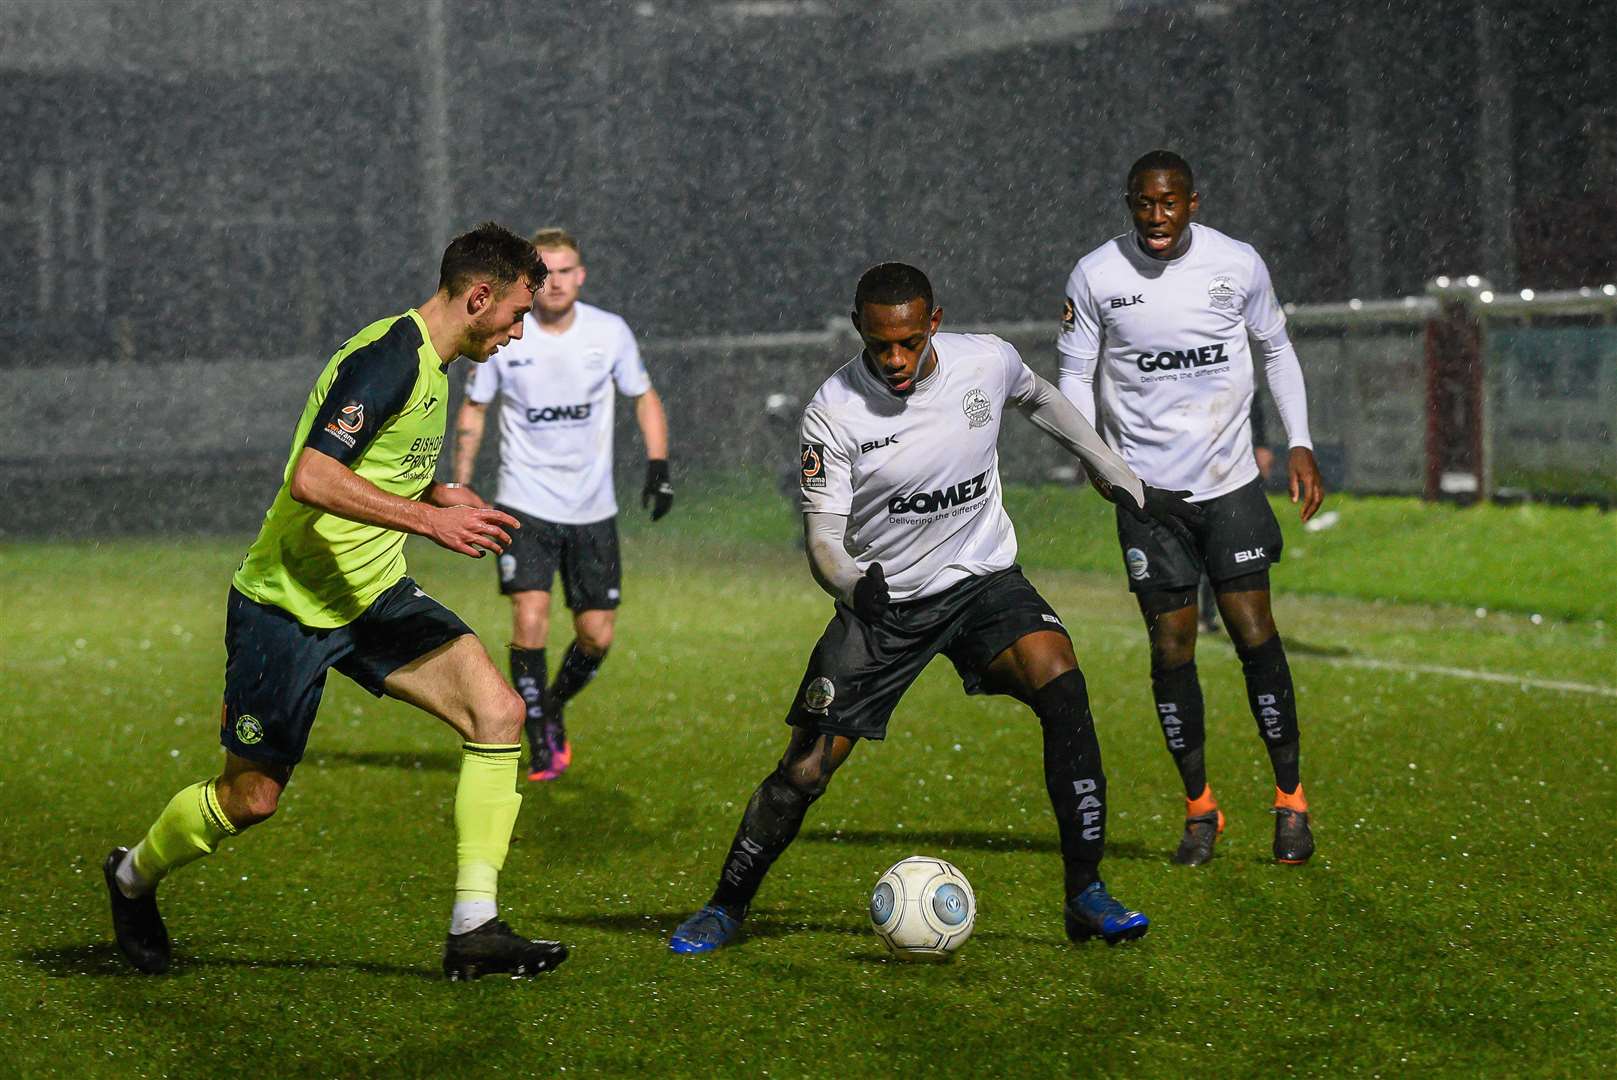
[494,505,622,611]
[785,567,1070,741]
[1115,477,1283,593]
[220,577,473,767]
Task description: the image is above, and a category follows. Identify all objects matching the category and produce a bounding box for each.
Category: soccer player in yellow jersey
[103,222,569,980]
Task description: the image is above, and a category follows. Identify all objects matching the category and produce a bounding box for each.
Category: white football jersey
[799,332,1035,602]
[466,302,651,524]
[1057,223,1293,501]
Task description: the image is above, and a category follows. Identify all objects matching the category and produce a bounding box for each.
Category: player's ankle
[1186,784,1219,817]
[1274,783,1308,812]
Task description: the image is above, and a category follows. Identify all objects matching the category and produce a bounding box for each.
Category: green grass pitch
[1,484,1613,1076]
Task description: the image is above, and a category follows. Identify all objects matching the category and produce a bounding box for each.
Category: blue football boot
[1064,881,1150,945]
[669,904,743,955]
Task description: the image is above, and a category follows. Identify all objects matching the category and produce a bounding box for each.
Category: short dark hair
[854,262,934,312]
[1127,149,1194,192]
[438,221,548,296]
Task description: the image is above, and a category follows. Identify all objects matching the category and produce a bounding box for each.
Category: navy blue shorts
[220,577,473,766]
[784,567,1070,741]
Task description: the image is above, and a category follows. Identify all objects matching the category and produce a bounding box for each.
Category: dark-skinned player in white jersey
[1057,150,1325,867]
[669,263,1202,954]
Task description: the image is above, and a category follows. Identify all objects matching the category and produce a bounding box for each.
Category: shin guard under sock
[1237,634,1302,794]
[1150,660,1208,798]
[1032,669,1107,899]
[509,646,547,726]
[127,778,239,894]
[709,767,819,914]
[550,641,605,706]
[454,742,523,914]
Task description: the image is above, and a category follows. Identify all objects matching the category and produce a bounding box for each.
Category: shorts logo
[498,554,516,582]
[963,388,993,429]
[1041,613,1064,627]
[1061,295,1077,333]
[235,714,265,745]
[803,676,835,715]
[1126,547,1150,581]
[607,588,621,601]
[801,443,826,490]
[1234,547,1266,564]
[1207,275,1237,310]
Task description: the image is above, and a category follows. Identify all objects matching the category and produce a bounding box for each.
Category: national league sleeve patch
[1061,295,1077,334]
[801,442,826,490]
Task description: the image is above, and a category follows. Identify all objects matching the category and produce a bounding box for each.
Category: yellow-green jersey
[233,310,450,628]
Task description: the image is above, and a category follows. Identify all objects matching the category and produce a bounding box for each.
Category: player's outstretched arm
[288,447,519,558]
[1015,374,1145,507]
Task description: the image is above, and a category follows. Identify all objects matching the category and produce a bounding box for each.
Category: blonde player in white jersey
[1057,150,1325,868]
[453,228,672,782]
[669,263,1202,955]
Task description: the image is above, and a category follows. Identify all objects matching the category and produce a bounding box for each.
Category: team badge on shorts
[963,388,992,429]
[803,676,835,714]
[1125,547,1151,581]
[498,554,517,583]
[801,443,826,490]
[235,714,265,745]
[1207,275,1237,310]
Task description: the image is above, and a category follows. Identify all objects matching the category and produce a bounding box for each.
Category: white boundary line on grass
[1317,656,1617,698]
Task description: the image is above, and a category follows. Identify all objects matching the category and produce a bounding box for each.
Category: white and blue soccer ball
[870,855,976,959]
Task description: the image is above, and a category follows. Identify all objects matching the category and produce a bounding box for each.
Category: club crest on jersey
[1061,295,1077,333]
[801,443,827,490]
[1125,547,1151,581]
[803,676,835,715]
[1207,275,1237,310]
[963,388,992,429]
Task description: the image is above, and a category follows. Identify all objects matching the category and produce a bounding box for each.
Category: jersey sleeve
[464,356,500,405]
[1055,262,1103,362]
[612,322,653,397]
[996,337,1038,405]
[304,350,419,465]
[1243,248,1289,341]
[798,403,852,515]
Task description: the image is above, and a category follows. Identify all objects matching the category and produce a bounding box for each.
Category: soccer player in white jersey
[668,263,1201,954]
[1056,150,1325,867]
[453,228,672,781]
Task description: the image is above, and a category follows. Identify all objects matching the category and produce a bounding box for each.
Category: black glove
[851,562,890,623]
[1119,484,1203,536]
[642,459,674,521]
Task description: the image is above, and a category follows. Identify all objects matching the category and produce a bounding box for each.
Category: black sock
[509,646,547,726]
[709,768,819,915]
[1032,669,1106,899]
[1150,660,1208,798]
[550,641,605,706]
[1237,634,1302,794]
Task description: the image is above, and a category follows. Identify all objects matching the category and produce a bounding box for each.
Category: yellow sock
[129,779,239,887]
[454,743,522,908]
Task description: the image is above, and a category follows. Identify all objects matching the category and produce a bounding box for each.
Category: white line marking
[1317,656,1617,698]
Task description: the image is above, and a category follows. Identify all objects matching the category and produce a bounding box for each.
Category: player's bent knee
[217,774,284,829]
[468,686,525,745]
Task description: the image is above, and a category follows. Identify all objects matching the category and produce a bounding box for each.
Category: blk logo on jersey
[1108,294,1145,309]
[526,403,593,423]
[859,434,899,454]
[1135,342,1229,373]
[888,471,988,516]
[801,443,826,490]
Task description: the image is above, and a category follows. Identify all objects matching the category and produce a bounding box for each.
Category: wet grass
[2,496,1613,1076]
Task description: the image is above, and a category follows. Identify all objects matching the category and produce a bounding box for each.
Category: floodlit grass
[2,490,1614,1076]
